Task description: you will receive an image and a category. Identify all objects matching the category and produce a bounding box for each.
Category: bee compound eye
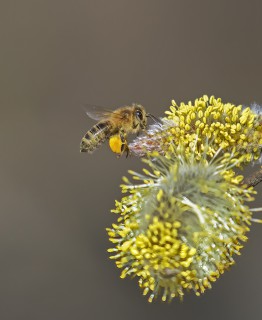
[136,110,143,120]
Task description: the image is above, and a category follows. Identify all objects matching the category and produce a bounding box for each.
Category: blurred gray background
[0,1,262,319]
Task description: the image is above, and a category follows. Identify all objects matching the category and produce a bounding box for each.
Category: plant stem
[243,167,262,187]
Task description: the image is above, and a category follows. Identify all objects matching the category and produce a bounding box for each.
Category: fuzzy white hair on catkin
[243,103,262,165]
[249,102,262,116]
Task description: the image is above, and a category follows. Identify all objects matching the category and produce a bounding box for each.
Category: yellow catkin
[107,148,259,302]
[129,95,261,164]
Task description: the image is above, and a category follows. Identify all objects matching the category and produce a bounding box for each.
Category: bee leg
[119,130,129,158]
[118,140,129,158]
[119,130,126,143]
[120,142,127,158]
[125,145,130,158]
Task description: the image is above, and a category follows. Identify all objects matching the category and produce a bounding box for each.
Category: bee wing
[83,104,121,121]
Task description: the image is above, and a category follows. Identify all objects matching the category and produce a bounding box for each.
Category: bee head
[134,105,147,130]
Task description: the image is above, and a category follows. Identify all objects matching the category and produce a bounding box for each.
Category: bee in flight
[80,104,156,157]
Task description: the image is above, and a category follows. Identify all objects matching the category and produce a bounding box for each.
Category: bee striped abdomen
[80,121,111,153]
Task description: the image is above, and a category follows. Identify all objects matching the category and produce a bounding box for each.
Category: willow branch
[243,167,262,188]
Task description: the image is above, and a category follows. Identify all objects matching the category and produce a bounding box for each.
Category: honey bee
[80,104,151,156]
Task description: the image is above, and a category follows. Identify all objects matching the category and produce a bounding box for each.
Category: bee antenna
[146,113,162,126]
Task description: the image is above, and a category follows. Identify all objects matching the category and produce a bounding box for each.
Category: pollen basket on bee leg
[109,134,123,155]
